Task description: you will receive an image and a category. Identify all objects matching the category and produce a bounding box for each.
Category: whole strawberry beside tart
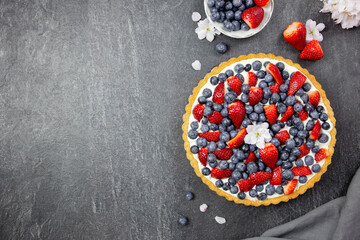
[183,54,336,206]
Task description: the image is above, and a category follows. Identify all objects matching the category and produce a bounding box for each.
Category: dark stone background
[0,0,359,239]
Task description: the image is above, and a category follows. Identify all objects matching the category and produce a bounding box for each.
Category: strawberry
[266,63,284,85]
[297,143,310,159]
[283,21,306,51]
[242,6,264,29]
[248,87,263,106]
[284,179,298,195]
[269,84,280,93]
[198,131,221,142]
[264,104,278,125]
[300,40,324,61]
[309,120,321,140]
[280,106,294,122]
[214,148,233,160]
[198,148,208,166]
[248,72,258,86]
[270,166,282,185]
[213,82,225,103]
[193,104,204,122]
[291,166,312,176]
[260,143,278,169]
[238,179,255,192]
[274,130,290,145]
[245,152,257,164]
[227,128,247,149]
[211,168,233,179]
[308,91,320,107]
[227,76,242,95]
[254,0,270,7]
[228,101,245,129]
[315,148,328,162]
[208,111,223,125]
[250,172,272,185]
[298,108,308,121]
[288,71,306,96]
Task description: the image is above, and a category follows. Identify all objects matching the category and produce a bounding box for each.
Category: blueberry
[220,108,228,118]
[219,160,229,170]
[265,73,274,82]
[298,175,307,184]
[244,64,251,72]
[240,93,248,103]
[297,130,307,139]
[286,120,292,127]
[270,93,280,103]
[225,1,233,10]
[309,110,319,119]
[294,137,303,147]
[300,93,309,103]
[211,11,220,21]
[282,71,289,80]
[228,162,236,171]
[190,121,199,130]
[215,42,228,54]
[306,120,315,131]
[215,179,224,188]
[205,101,213,108]
[249,144,256,152]
[241,84,250,94]
[228,177,236,186]
[322,122,330,130]
[242,172,249,179]
[215,0,225,9]
[210,76,219,85]
[188,130,198,139]
[185,192,194,200]
[232,170,242,181]
[265,184,275,195]
[226,10,235,20]
[220,132,230,142]
[218,73,227,82]
[207,0,215,7]
[207,153,217,163]
[277,102,287,114]
[203,107,212,117]
[271,138,281,147]
[265,167,272,173]
[305,155,314,166]
[233,0,242,7]
[294,103,303,112]
[312,164,321,173]
[256,70,266,79]
[319,113,328,121]
[258,80,267,89]
[198,96,207,104]
[270,124,280,133]
[256,185,264,192]
[232,20,241,30]
[236,73,245,82]
[261,98,268,104]
[190,146,199,154]
[202,117,209,124]
[304,103,314,112]
[276,62,285,71]
[245,105,254,114]
[259,113,267,122]
[296,88,304,96]
[217,141,226,150]
[235,64,245,73]
[249,189,257,197]
[249,112,259,121]
[282,169,294,180]
[296,122,304,131]
[279,84,288,92]
[247,162,258,174]
[255,149,260,158]
[305,139,314,149]
[285,138,296,149]
[263,87,271,99]
[178,216,189,226]
[316,106,324,113]
[280,92,287,101]
[252,60,262,71]
[238,191,246,199]
[208,142,217,152]
[293,117,302,126]
[245,0,254,8]
[282,161,293,169]
[303,83,311,92]
[257,193,267,201]
[219,124,226,132]
[224,92,237,103]
[292,148,301,157]
[318,133,329,143]
[219,11,226,22]
[285,95,296,106]
[240,22,249,31]
[223,182,230,190]
[241,144,249,152]
[242,118,252,127]
[230,186,239,194]
[275,186,284,194]
[226,69,234,77]
[207,159,216,168]
[295,159,304,167]
[235,150,246,160]
[236,162,246,172]
[263,61,270,67]
[202,167,211,175]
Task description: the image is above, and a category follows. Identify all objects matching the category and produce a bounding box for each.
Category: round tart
[182,53,336,206]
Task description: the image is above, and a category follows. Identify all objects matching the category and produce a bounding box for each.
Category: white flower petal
[259,122,269,129]
[306,33,314,43]
[215,216,226,224]
[196,29,207,39]
[316,23,326,31]
[192,12,201,22]
[206,32,215,42]
[316,32,323,42]
[306,19,316,30]
[263,133,272,142]
[256,139,265,149]
[200,203,208,212]
[192,60,201,71]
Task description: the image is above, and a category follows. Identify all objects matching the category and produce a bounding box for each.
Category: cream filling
[187,58,333,201]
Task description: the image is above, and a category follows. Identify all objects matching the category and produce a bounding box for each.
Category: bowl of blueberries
[204,0,274,38]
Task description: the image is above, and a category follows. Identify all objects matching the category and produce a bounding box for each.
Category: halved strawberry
[284,179,298,195]
[300,40,324,61]
[213,82,224,103]
[283,21,306,51]
[274,130,290,145]
[242,6,264,29]
[248,87,263,106]
[193,104,204,122]
[250,172,272,185]
[254,0,270,7]
[214,148,233,160]
[260,143,278,169]
[309,120,321,140]
[297,143,310,159]
[288,71,306,96]
[198,131,221,142]
[238,179,255,192]
[198,148,208,166]
[245,152,257,164]
[227,128,247,149]
[264,104,278,125]
[248,72,258,86]
[298,108,308,121]
[315,148,328,162]
[280,106,294,122]
[270,166,282,185]
[211,168,233,179]
[269,84,280,93]
[228,101,245,129]
[291,166,312,176]
[208,111,223,125]
[227,76,242,95]
[308,91,320,107]
[266,63,284,85]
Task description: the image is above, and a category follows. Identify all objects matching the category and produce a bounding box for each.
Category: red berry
[227,76,242,95]
[269,84,280,93]
[198,131,221,142]
[260,143,278,169]
[192,104,204,122]
[291,166,312,176]
[250,172,272,185]
[238,179,255,192]
[266,63,284,85]
[211,168,233,179]
[309,120,321,140]
[270,166,282,185]
[300,40,324,61]
[315,148,329,162]
[213,82,225,103]
[297,143,310,159]
[274,130,290,145]
[227,128,247,149]
[214,148,233,160]
[254,0,270,7]
[280,106,295,122]
[248,87,263,106]
[198,148,208,166]
[264,104,278,125]
[288,71,306,96]
[283,21,306,51]
[245,152,257,164]
[284,179,298,195]
[242,7,264,29]
[308,91,320,107]
[228,101,245,129]
[208,111,223,125]
[248,72,258,87]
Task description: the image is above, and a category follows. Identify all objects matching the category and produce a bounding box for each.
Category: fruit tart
[183,53,336,206]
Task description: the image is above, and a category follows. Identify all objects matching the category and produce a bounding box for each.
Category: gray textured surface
[0,0,359,239]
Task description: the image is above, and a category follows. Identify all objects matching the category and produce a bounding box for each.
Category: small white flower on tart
[244,123,272,149]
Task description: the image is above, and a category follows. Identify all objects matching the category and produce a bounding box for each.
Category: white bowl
[204,0,274,39]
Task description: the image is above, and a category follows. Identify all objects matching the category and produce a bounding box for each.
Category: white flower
[306,19,325,43]
[215,216,226,224]
[192,12,201,22]
[192,60,201,70]
[199,203,208,212]
[244,123,272,149]
[195,18,220,42]
[320,0,360,29]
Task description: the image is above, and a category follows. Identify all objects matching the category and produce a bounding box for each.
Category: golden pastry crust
[182,53,336,206]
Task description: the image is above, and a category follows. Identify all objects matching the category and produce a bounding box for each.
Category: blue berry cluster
[207,0,258,31]
[189,59,332,201]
